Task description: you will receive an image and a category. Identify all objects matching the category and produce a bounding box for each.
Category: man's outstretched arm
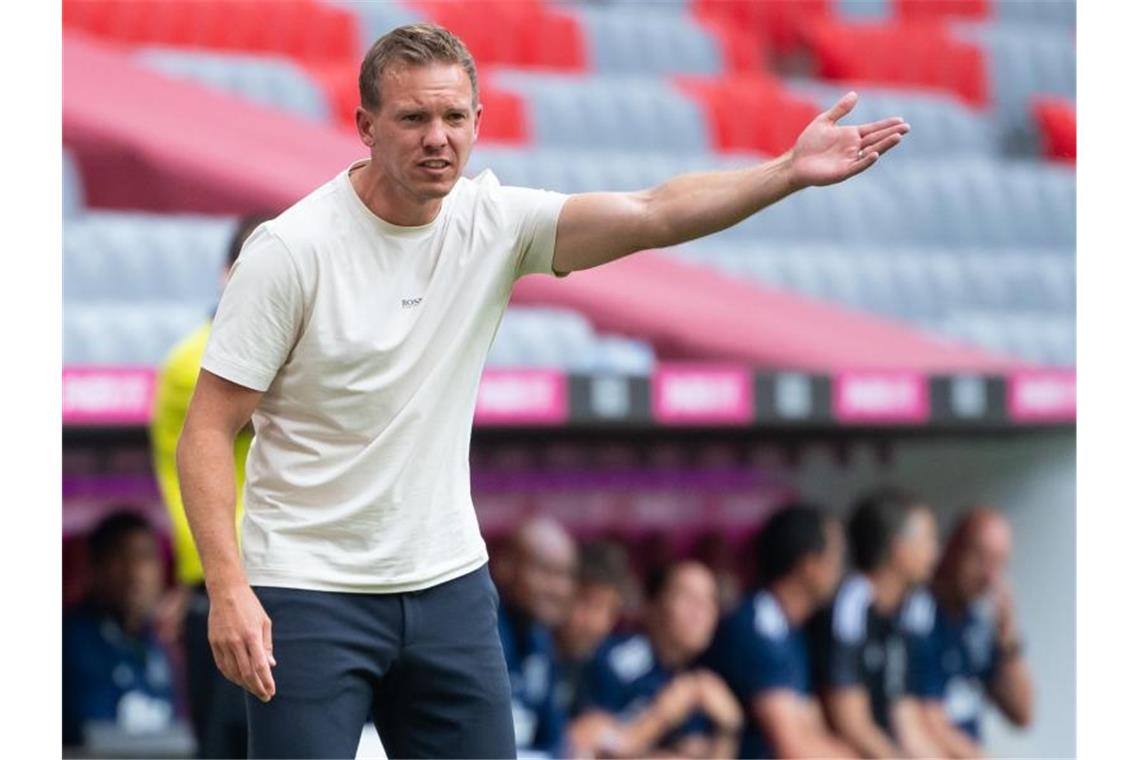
[551,91,910,274]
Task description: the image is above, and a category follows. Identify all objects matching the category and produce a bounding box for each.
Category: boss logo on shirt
[402,297,423,309]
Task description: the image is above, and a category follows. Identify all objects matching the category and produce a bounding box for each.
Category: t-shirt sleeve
[200,226,304,392]
[718,619,800,699]
[499,185,571,280]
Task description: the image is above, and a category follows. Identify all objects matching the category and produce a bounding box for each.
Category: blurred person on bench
[149,213,271,758]
[807,487,944,757]
[496,516,579,757]
[902,508,1033,757]
[705,503,854,759]
[570,560,743,758]
[63,509,175,748]
[554,539,632,719]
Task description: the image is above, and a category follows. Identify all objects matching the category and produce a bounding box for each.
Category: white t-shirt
[200,158,569,593]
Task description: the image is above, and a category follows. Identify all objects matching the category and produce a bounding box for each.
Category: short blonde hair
[358,23,479,112]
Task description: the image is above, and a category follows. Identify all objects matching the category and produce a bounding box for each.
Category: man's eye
[402,114,421,123]
[448,113,466,122]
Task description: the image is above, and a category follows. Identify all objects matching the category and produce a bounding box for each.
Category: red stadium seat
[409,0,586,71]
[893,0,990,23]
[693,0,832,57]
[62,0,359,64]
[692,12,768,73]
[1033,97,1076,164]
[804,21,988,106]
[675,74,819,155]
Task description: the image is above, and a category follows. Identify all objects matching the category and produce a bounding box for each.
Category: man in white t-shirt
[176,23,910,759]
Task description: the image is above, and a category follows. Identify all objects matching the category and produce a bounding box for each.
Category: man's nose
[423,118,447,149]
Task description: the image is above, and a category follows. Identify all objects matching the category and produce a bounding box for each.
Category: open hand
[788,91,910,188]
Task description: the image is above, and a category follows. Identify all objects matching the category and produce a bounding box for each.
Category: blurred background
[61,0,1075,757]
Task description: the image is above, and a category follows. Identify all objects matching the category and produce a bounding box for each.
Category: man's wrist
[773,151,805,194]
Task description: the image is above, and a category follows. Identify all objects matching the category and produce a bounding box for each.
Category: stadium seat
[64,212,236,305]
[893,0,989,23]
[953,23,1075,152]
[490,71,710,152]
[408,0,586,71]
[135,48,332,123]
[692,0,831,57]
[993,0,1075,28]
[786,80,1001,158]
[324,0,426,54]
[803,21,988,107]
[675,75,819,156]
[1032,97,1076,164]
[64,303,210,366]
[62,0,360,64]
[485,307,658,374]
[571,6,724,75]
[63,149,85,217]
[466,147,754,195]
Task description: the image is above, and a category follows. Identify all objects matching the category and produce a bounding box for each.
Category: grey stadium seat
[491,71,711,153]
[572,6,723,76]
[64,303,210,366]
[64,212,237,305]
[135,48,331,123]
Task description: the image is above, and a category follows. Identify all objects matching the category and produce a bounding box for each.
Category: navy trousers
[245,564,516,759]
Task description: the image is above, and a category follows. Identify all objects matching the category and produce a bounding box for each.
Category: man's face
[894,507,940,585]
[655,563,720,660]
[359,61,481,204]
[956,518,1012,600]
[515,544,577,628]
[804,520,845,606]
[561,583,623,658]
[93,531,164,623]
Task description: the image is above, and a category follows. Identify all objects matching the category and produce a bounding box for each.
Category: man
[808,487,943,758]
[572,560,743,759]
[496,517,578,757]
[904,508,1033,757]
[63,510,175,747]
[175,22,910,758]
[149,213,269,759]
[554,539,631,717]
[705,503,853,758]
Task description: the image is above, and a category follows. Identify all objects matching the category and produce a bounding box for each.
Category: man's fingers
[860,122,910,148]
[866,132,905,158]
[247,636,277,701]
[823,91,858,123]
[231,638,270,701]
[263,618,276,668]
[211,642,241,688]
[857,116,906,137]
[848,150,880,178]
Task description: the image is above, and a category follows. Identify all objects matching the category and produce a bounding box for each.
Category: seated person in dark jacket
[63,509,175,747]
[572,560,743,758]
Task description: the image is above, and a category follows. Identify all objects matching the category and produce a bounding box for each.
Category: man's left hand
[788,91,910,188]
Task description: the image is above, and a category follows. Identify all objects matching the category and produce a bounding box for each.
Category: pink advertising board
[651,365,753,425]
[834,370,930,424]
[63,367,156,425]
[1008,369,1076,423]
[473,369,569,425]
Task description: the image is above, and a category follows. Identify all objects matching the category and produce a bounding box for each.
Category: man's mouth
[419,159,451,169]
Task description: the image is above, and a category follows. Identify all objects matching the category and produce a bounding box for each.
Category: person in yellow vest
[150,214,271,759]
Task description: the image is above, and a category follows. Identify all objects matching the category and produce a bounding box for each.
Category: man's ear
[472,102,483,142]
[355,106,376,148]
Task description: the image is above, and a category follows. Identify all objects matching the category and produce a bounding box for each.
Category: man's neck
[350,161,442,227]
[768,579,813,627]
[866,567,907,614]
